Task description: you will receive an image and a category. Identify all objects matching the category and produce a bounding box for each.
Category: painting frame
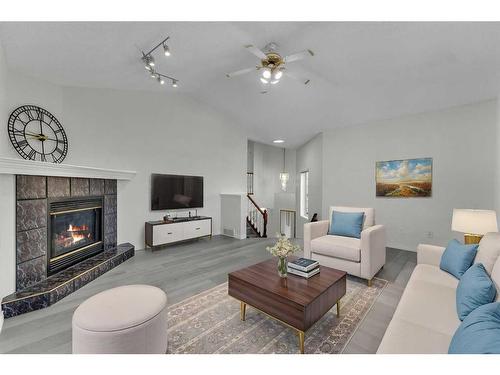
[375,157,433,198]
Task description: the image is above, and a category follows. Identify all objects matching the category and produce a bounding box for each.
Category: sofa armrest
[360,225,386,280]
[417,244,446,267]
[303,220,329,258]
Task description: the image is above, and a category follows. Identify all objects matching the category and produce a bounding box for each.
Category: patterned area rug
[167,276,387,354]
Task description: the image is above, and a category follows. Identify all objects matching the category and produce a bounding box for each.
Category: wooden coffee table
[228,257,347,353]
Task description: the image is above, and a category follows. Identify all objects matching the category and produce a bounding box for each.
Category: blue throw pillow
[449,302,500,354]
[456,263,497,320]
[328,211,364,239]
[440,239,478,279]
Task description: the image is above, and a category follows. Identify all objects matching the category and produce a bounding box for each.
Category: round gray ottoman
[72,285,168,354]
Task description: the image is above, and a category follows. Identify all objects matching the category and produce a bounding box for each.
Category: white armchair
[304,206,386,285]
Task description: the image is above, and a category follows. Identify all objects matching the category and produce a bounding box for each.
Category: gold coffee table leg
[298,330,305,354]
[240,301,246,321]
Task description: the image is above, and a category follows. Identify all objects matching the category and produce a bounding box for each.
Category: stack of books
[287,258,320,278]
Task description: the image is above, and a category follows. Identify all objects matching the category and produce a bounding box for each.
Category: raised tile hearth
[1,243,134,318]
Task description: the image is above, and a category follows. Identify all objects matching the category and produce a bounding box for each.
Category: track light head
[157,75,165,85]
[163,43,171,57]
[172,80,178,88]
[142,54,155,67]
[150,70,156,78]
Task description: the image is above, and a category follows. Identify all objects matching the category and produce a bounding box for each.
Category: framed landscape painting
[376,158,432,197]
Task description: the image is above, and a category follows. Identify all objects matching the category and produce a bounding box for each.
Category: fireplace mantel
[0,157,136,180]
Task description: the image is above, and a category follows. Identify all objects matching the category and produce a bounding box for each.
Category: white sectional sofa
[377,232,500,354]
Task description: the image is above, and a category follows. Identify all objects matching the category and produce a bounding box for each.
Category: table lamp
[451,209,498,244]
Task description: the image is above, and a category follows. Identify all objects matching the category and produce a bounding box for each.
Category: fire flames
[67,224,91,244]
[55,223,92,249]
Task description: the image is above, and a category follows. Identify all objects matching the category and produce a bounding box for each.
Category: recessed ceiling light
[273,139,285,144]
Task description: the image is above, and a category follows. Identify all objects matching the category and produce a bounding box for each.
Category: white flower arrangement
[266,234,300,258]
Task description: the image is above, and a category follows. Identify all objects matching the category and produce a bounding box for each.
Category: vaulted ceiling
[1,22,500,147]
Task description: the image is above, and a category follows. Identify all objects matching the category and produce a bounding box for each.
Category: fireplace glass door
[51,208,101,258]
[48,197,103,275]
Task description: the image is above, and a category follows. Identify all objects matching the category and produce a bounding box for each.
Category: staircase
[246,194,267,238]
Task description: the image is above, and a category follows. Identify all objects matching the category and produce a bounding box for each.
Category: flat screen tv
[151,174,204,210]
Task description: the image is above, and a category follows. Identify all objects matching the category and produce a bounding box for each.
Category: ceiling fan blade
[226,67,257,78]
[283,49,314,63]
[244,44,268,60]
[283,71,311,85]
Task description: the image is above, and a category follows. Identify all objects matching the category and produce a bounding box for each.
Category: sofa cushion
[328,211,364,239]
[449,302,500,354]
[394,265,460,336]
[410,264,459,289]
[377,317,453,354]
[474,232,500,275]
[330,206,374,230]
[310,235,361,262]
[456,263,497,321]
[440,239,478,279]
[491,258,500,301]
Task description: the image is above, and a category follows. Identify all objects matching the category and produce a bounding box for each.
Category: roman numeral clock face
[8,105,68,163]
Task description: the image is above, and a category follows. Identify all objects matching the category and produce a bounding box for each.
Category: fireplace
[47,197,104,275]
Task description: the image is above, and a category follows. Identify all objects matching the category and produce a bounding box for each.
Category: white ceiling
[1,22,500,147]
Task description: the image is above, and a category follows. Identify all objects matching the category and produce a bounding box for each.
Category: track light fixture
[140,36,179,89]
[163,43,171,57]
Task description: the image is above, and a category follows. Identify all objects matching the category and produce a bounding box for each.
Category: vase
[277,256,288,278]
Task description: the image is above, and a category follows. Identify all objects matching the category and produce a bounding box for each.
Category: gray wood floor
[0,236,416,354]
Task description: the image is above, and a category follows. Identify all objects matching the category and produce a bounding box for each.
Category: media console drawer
[184,220,211,239]
[152,222,183,245]
[145,217,212,249]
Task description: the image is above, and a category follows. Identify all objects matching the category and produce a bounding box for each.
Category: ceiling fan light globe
[260,77,269,84]
[262,69,271,79]
[271,80,279,85]
[274,70,283,80]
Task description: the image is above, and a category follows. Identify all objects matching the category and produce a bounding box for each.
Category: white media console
[144,216,212,249]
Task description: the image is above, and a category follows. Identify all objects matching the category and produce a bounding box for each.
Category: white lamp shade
[451,209,498,235]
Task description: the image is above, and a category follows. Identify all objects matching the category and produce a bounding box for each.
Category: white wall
[251,141,295,208]
[0,42,13,327]
[496,97,500,216]
[0,71,247,297]
[220,194,247,240]
[296,133,323,238]
[322,100,497,251]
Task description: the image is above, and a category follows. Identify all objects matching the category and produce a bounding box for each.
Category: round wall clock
[8,105,68,163]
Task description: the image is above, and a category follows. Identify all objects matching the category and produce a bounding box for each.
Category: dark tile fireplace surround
[1,175,134,318]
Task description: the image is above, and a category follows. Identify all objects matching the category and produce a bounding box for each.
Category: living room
[1,1,500,373]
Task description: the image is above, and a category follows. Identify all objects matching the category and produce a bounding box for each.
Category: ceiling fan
[226,42,314,93]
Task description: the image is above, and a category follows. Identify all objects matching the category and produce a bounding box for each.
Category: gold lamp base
[464,234,483,245]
